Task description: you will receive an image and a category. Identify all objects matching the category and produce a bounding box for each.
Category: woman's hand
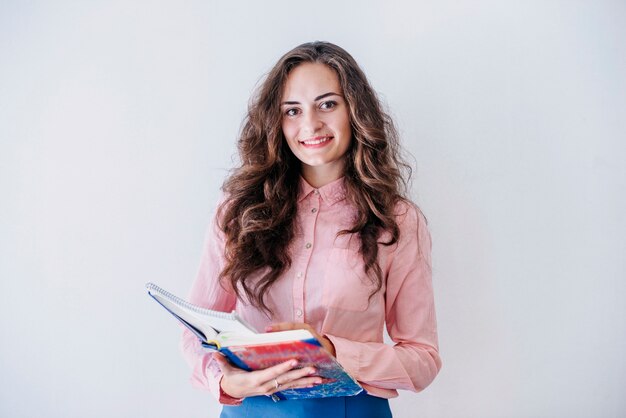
[266,322,336,357]
[213,353,322,399]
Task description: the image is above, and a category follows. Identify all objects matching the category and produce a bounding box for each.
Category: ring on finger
[274,378,281,389]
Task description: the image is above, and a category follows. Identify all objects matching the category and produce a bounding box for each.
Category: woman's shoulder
[393,198,428,230]
[391,198,431,260]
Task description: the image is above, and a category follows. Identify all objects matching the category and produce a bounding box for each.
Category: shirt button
[314,190,319,195]
[295,308,303,317]
[305,242,312,249]
[296,272,303,278]
[311,208,317,213]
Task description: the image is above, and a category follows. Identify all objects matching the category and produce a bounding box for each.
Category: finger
[261,366,318,394]
[276,365,318,383]
[265,323,332,354]
[266,322,310,332]
[270,375,324,393]
[253,358,299,383]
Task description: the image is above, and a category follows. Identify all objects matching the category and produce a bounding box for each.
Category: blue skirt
[220,391,392,418]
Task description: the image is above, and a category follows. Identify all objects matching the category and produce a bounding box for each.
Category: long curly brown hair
[219,41,412,314]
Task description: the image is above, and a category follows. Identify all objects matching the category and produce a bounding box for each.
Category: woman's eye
[320,100,337,110]
[285,108,300,116]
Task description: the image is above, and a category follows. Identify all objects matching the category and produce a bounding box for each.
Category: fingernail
[290,360,298,367]
[308,368,316,375]
[265,326,273,332]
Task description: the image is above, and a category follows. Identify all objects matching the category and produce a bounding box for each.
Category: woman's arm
[179,209,245,404]
[326,205,442,393]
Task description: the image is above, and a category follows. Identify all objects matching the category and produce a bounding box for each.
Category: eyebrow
[281,92,341,106]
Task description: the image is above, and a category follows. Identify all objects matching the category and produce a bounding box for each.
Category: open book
[146,282,362,400]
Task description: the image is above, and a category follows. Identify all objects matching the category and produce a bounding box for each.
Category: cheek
[335,112,351,137]
[344,122,352,138]
[281,121,297,141]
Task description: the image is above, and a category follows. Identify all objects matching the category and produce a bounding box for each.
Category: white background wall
[1,1,624,417]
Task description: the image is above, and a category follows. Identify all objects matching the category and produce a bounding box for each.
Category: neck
[301,161,345,188]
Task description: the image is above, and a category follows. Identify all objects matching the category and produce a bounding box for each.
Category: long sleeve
[179,209,243,405]
[326,205,442,396]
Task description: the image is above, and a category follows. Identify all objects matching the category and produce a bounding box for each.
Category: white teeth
[302,137,331,145]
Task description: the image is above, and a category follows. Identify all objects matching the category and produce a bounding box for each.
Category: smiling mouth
[300,136,333,145]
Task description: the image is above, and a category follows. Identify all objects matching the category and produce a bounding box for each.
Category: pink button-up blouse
[180,177,441,405]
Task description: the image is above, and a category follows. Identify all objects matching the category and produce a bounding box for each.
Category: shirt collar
[297,176,347,206]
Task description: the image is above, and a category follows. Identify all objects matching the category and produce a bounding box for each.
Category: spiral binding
[145,282,235,320]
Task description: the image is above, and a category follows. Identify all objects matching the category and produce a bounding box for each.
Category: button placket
[292,268,305,322]
[305,195,319,250]
[292,193,321,323]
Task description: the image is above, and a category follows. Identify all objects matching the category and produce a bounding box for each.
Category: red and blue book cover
[213,338,363,400]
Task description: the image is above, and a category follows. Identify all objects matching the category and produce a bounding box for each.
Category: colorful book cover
[213,338,363,400]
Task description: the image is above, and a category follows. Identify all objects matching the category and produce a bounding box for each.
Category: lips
[299,136,333,146]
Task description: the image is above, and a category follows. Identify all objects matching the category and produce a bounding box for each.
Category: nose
[302,110,324,135]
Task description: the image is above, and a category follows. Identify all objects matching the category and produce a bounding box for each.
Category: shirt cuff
[325,334,360,379]
[217,375,245,406]
[193,352,244,406]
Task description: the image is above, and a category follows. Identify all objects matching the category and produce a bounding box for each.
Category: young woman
[181,41,441,418]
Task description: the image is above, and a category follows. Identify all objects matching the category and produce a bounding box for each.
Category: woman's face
[280,62,352,185]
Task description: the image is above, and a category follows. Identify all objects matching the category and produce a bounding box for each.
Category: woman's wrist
[322,334,336,356]
[219,374,242,400]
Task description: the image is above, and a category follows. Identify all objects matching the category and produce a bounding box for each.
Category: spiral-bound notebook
[146,282,257,345]
[145,282,362,400]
